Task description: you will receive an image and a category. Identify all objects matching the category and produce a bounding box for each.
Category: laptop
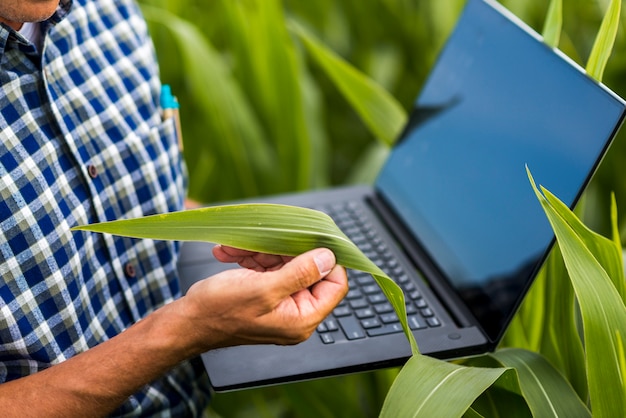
[177,0,626,391]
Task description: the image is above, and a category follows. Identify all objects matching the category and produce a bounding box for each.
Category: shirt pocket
[125,116,186,216]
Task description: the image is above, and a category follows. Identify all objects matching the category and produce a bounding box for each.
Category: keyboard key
[344,226,361,237]
[391,266,404,276]
[427,317,441,327]
[409,290,422,300]
[403,281,416,292]
[349,298,369,309]
[377,243,390,257]
[355,308,375,319]
[317,322,328,333]
[415,298,428,309]
[355,275,375,286]
[373,302,394,314]
[387,258,399,269]
[367,323,404,337]
[408,315,427,330]
[333,306,352,317]
[338,316,366,340]
[420,308,434,318]
[324,318,339,332]
[368,294,387,304]
[362,284,381,294]
[365,251,381,263]
[349,269,368,278]
[360,318,381,329]
[396,274,410,284]
[380,313,399,324]
[345,289,363,299]
[320,333,335,344]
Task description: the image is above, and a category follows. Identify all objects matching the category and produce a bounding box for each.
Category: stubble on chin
[0,1,59,28]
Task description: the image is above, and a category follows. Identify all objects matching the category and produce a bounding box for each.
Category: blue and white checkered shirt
[0,0,211,415]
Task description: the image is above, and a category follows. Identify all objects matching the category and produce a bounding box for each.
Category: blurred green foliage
[140,0,626,236]
[137,0,626,416]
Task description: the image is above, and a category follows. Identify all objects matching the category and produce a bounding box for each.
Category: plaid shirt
[0,0,211,415]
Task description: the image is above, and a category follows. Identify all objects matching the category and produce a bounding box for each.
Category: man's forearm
[0,299,194,417]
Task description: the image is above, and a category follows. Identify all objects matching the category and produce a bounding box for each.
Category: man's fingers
[213,245,256,261]
[264,248,338,296]
[213,245,290,271]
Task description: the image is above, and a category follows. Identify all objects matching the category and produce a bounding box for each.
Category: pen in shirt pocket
[160,84,184,151]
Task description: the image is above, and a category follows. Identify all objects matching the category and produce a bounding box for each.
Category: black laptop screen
[375,0,625,341]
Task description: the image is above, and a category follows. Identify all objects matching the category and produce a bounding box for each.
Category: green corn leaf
[462,407,485,418]
[537,246,588,402]
[379,353,511,417]
[72,204,418,355]
[618,330,626,402]
[141,4,274,198]
[489,348,591,417]
[528,167,626,416]
[528,171,625,300]
[219,0,321,191]
[500,245,588,403]
[462,354,531,417]
[541,0,562,48]
[288,21,407,147]
[609,193,626,303]
[586,0,621,82]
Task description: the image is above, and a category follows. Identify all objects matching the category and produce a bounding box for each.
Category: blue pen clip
[160,84,179,110]
[160,84,183,149]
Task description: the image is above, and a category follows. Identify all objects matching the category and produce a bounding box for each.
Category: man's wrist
[140,298,202,362]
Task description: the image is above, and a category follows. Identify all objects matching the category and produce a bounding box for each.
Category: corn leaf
[288,21,407,147]
[500,244,588,403]
[618,331,626,403]
[528,167,626,416]
[609,193,626,302]
[379,354,511,417]
[489,348,590,417]
[586,0,621,82]
[461,354,531,417]
[541,0,562,48]
[462,408,485,418]
[141,5,273,198]
[219,0,320,191]
[536,247,588,401]
[72,204,418,355]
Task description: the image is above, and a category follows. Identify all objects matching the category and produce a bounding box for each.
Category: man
[0,0,348,416]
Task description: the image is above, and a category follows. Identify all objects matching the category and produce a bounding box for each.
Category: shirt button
[87,164,98,178]
[124,263,136,278]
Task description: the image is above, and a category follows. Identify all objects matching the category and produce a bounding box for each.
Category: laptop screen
[375,0,626,341]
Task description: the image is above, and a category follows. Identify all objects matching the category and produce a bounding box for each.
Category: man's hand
[178,246,348,352]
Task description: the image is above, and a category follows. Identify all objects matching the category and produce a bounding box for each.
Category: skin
[0,0,60,30]
[0,246,347,416]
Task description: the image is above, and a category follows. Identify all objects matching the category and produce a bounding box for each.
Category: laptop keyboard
[313,201,441,344]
